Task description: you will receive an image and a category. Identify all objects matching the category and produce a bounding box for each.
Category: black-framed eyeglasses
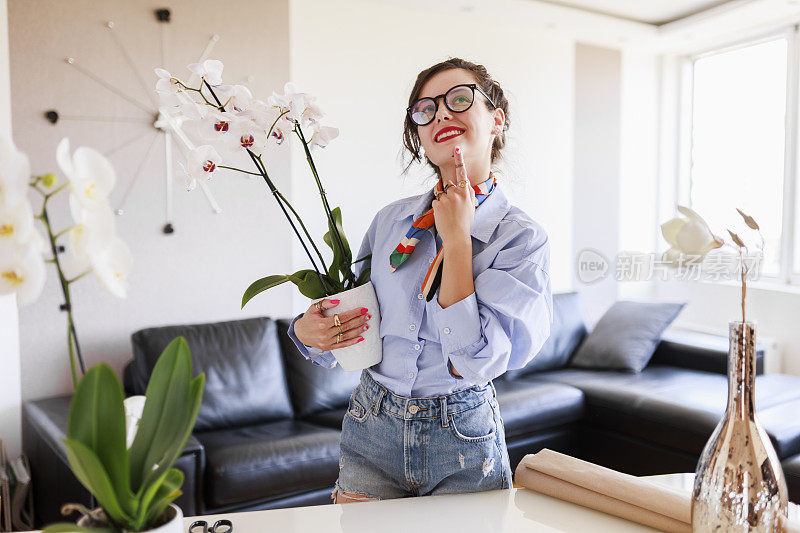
[406,83,497,127]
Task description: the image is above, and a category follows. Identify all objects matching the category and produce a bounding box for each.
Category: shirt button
[417,293,424,300]
[408,372,415,379]
[443,327,451,334]
[429,257,434,264]
[414,344,421,350]
[408,404,420,414]
[409,324,416,331]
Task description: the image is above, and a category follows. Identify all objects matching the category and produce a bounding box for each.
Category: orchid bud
[41,173,58,188]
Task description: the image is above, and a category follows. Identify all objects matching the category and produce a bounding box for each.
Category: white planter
[76,504,183,533]
[311,281,382,371]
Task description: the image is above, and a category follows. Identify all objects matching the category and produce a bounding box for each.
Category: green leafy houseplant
[43,336,205,532]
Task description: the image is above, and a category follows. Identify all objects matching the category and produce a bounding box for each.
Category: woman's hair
[401,57,510,180]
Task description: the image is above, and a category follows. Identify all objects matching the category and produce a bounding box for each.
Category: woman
[287,57,553,503]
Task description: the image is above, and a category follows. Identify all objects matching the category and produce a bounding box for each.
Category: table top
[184,473,798,532]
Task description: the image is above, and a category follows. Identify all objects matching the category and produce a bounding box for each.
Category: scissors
[188,519,233,533]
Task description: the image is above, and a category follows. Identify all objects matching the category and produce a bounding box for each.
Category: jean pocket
[448,400,496,443]
[345,389,370,424]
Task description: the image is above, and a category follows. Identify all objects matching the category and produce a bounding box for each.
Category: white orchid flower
[308,124,340,151]
[0,241,46,306]
[300,100,325,129]
[217,84,253,112]
[91,236,133,298]
[0,136,31,209]
[67,195,116,272]
[123,395,146,449]
[660,205,724,266]
[239,99,282,132]
[188,59,224,86]
[185,108,234,142]
[56,138,115,211]
[154,67,181,104]
[179,145,222,191]
[268,82,314,126]
[0,200,35,246]
[269,125,287,146]
[226,119,268,156]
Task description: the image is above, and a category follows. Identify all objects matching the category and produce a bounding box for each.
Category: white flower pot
[311,281,382,371]
[76,504,183,533]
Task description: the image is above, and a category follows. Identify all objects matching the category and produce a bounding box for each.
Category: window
[688,37,788,278]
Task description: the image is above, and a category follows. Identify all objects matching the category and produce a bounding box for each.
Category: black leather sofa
[23,291,800,526]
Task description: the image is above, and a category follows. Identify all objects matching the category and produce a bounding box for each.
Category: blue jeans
[332,369,512,501]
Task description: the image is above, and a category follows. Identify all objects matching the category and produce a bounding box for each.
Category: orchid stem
[293,126,355,287]
[202,79,335,296]
[35,189,86,388]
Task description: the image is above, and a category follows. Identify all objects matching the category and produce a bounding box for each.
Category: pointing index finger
[454,145,468,184]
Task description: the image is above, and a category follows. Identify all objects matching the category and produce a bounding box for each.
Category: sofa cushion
[196,420,341,509]
[127,317,294,431]
[569,301,686,372]
[493,379,585,438]
[276,318,361,417]
[783,455,800,504]
[530,367,800,458]
[504,291,588,379]
[301,379,586,440]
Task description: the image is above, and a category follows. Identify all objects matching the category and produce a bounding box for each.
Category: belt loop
[373,388,385,416]
[440,397,448,427]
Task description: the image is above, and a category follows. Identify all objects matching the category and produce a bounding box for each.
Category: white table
[184,473,799,532]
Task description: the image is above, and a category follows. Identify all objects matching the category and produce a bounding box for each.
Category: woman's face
[414,69,503,174]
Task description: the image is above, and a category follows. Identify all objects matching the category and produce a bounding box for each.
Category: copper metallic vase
[691,321,788,532]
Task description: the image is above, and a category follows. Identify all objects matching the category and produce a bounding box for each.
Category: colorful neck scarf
[389,172,497,301]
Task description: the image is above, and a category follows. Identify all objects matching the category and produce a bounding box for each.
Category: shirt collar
[393,184,511,243]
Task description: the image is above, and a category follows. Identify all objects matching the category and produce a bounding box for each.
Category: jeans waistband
[358,369,496,422]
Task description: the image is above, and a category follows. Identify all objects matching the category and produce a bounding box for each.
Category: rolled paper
[514,449,690,533]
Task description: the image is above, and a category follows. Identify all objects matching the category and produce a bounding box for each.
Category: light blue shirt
[287,185,553,397]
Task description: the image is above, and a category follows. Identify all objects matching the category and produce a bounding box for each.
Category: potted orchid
[154,60,380,370]
[0,135,133,388]
[42,336,205,533]
[659,206,788,531]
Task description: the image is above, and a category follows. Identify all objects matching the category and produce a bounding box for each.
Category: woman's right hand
[294,298,373,350]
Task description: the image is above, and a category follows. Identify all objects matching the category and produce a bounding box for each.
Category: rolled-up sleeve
[428,228,553,384]
[284,211,378,370]
[287,312,338,368]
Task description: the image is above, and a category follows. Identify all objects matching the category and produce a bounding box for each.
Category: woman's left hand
[432,145,476,245]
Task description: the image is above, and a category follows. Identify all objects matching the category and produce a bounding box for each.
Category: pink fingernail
[361,308,368,314]
[455,146,461,154]
[357,337,365,343]
[331,299,340,304]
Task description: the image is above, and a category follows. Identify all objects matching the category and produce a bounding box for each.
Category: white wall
[9,0,294,401]
[286,0,658,318]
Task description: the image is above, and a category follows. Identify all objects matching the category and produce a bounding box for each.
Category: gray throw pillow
[568,300,686,372]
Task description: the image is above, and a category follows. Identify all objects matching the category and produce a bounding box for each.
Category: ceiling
[533,0,747,25]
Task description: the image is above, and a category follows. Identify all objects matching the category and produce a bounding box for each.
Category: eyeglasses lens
[410,86,474,125]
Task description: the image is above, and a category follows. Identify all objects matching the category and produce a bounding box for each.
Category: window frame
[679,24,799,287]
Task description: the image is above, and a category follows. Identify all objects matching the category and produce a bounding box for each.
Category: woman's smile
[434,126,466,143]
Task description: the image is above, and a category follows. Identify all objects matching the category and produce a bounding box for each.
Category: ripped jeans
[332,369,512,502]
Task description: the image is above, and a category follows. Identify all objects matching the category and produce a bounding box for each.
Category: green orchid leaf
[62,439,132,527]
[328,207,353,279]
[356,267,371,286]
[135,468,183,529]
[66,363,134,517]
[43,524,115,533]
[288,269,331,299]
[137,373,203,500]
[128,337,191,492]
[142,469,184,526]
[241,274,290,309]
